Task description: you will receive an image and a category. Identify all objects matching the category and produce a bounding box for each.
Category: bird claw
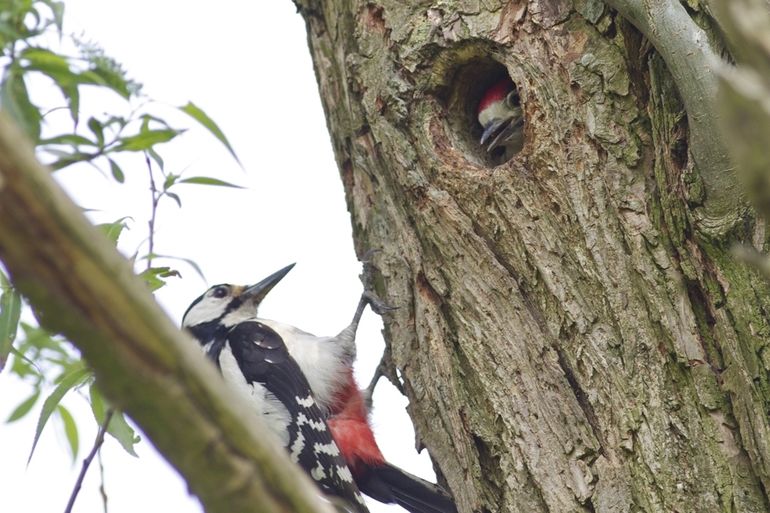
[357,249,397,314]
[361,290,397,316]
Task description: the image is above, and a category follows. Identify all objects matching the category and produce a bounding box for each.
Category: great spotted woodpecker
[477,77,524,160]
[181,264,368,513]
[247,266,457,513]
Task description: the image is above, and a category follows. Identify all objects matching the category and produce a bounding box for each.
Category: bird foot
[361,290,397,316]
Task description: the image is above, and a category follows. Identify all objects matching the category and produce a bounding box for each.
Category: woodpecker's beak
[480,119,507,146]
[242,263,295,305]
[480,113,524,152]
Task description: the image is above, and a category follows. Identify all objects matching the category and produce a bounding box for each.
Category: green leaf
[144,253,206,282]
[57,405,79,461]
[28,364,90,463]
[0,20,23,44]
[49,151,96,171]
[8,346,42,379]
[178,176,244,189]
[108,159,125,183]
[43,0,65,34]
[20,47,80,122]
[146,147,164,170]
[90,385,139,456]
[139,113,172,130]
[85,65,131,99]
[106,410,140,457]
[162,173,178,191]
[6,390,40,422]
[179,102,242,168]
[21,47,71,75]
[139,267,181,292]
[97,217,130,245]
[165,192,182,208]
[113,129,180,152]
[0,273,22,372]
[87,117,104,146]
[1,65,42,142]
[89,382,106,422]
[20,323,68,356]
[40,134,95,146]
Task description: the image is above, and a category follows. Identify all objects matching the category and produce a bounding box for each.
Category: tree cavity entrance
[446,60,523,168]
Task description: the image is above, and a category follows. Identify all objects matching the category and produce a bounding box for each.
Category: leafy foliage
[0,0,241,469]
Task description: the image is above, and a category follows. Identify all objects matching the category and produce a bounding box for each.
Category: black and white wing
[221,320,367,512]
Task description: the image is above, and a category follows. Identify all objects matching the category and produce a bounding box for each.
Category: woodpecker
[248,267,457,513]
[181,264,368,513]
[477,77,524,160]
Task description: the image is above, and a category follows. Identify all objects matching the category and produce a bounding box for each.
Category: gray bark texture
[293,1,770,512]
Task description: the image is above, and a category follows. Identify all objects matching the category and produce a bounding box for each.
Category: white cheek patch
[182,297,229,327]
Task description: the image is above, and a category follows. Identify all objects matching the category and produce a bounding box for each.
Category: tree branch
[64,409,114,513]
[0,112,334,513]
[603,0,743,233]
[708,0,770,220]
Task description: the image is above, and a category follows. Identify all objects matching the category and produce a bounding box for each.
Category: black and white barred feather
[207,321,365,508]
[182,277,367,512]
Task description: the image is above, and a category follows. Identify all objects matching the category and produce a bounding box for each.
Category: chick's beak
[480,111,524,153]
[242,263,295,305]
[480,118,508,146]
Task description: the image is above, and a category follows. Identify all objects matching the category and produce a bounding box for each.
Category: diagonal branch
[0,112,334,513]
[708,0,770,221]
[603,0,743,233]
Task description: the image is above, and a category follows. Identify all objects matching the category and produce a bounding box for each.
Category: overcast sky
[0,2,434,512]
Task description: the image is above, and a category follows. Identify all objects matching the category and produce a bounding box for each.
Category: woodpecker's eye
[212,286,229,298]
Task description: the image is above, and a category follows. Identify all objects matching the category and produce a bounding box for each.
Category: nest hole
[444,59,524,167]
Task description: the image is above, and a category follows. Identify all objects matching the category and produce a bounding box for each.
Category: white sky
[0,2,434,512]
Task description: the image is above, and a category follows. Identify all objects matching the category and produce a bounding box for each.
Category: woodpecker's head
[477,77,524,158]
[181,263,295,342]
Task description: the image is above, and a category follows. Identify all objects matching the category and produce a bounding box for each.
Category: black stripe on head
[181,283,238,326]
[187,319,221,345]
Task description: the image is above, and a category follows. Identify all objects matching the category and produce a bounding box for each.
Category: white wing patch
[258,318,351,411]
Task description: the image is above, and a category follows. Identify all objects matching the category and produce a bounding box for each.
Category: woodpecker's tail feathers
[359,463,457,513]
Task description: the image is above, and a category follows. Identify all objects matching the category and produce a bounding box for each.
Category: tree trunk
[294,1,770,512]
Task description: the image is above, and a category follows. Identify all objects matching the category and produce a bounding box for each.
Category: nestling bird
[181,264,368,513]
[248,266,457,513]
[477,77,524,161]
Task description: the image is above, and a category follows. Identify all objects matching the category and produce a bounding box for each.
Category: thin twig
[63,409,114,513]
[145,153,158,271]
[98,443,109,513]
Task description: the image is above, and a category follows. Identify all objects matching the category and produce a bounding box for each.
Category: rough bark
[0,113,335,513]
[295,1,770,512]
